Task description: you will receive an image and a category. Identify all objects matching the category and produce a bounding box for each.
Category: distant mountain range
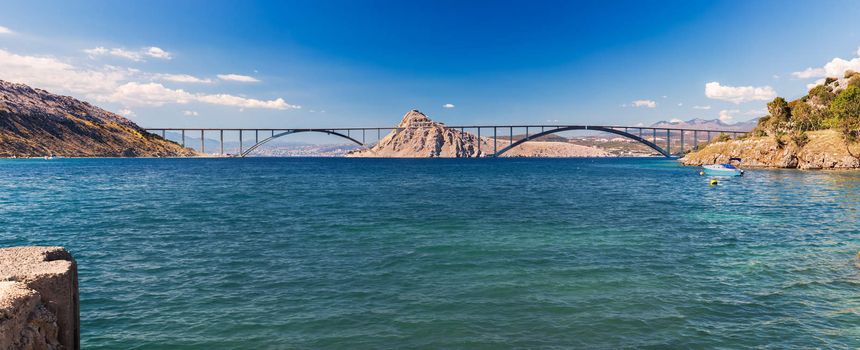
[648,118,757,131]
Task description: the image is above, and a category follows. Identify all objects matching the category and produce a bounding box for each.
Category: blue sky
[1,0,860,131]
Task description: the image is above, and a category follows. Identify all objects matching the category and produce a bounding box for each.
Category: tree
[831,85,860,142]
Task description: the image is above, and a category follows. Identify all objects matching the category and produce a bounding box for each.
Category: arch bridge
[144,125,747,158]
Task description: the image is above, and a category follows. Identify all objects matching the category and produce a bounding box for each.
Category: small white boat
[702,158,743,176]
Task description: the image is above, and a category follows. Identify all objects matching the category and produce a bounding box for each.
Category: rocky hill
[347,110,609,158]
[0,80,195,157]
[682,72,860,169]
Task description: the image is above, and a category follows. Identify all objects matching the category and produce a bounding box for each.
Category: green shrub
[774,130,787,149]
[767,97,792,124]
[790,131,809,147]
[831,86,860,143]
[714,133,732,142]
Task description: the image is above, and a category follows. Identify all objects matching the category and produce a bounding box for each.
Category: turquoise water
[1,158,859,348]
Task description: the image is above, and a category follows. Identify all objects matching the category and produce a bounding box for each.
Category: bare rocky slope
[0,80,195,157]
[346,110,610,158]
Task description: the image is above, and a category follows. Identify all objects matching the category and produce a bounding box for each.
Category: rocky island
[347,110,610,158]
[682,71,860,169]
[0,80,195,158]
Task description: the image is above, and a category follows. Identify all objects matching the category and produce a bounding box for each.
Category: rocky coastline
[680,130,860,169]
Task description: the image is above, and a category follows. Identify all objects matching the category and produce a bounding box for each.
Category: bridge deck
[144,125,748,158]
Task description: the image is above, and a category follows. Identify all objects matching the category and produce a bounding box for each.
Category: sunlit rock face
[0,79,196,157]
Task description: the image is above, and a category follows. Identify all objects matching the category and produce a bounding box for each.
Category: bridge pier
[181,130,185,147]
[493,127,497,156]
[477,127,481,155]
[666,129,670,155]
[239,131,243,156]
[200,130,205,154]
[220,130,224,156]
[693,131,697,150]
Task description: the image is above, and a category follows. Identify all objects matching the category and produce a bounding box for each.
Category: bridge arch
[492,126,671,158]
[240,129,372,157]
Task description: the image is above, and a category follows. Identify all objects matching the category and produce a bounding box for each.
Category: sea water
[1,157,858,348]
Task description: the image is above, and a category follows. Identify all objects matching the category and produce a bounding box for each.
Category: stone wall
[0,247,79,350]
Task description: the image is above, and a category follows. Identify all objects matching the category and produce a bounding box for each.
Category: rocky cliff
[0,80,195,157]
[347,110,610,158]
[680,130,860,169]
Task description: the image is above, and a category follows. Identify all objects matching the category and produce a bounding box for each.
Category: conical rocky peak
[397,109,436,128]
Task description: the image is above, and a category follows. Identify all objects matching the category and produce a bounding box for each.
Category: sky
[1,0,860,132]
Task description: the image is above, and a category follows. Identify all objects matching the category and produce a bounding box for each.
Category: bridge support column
[694,131,697,150]
[239,130,243,156]
[161,130,165,138]
[181,130,185,147]
[220,130,224,156]
[510,127,513,145]
[255,130,259,144]
[477,127,481,156]
[680,131,684,154]
[666,129,670,155]
[493,127,497,157]
[362,129,366,145]
[201,130,205,154]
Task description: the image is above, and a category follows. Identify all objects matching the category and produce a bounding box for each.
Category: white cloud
[632,99,657,108]
[669,118,684,123]
[693,105,711,110]
[677,102,683,106]
[791,47,860,80]
[197,93,297,110]
[154,73,212,84]
[0,26,13,35]
[217,74,260,83]
[718,109,740,123]
[84,46,172,61]
[106,82,299,110]
[182,110,199,116]
[145,47,171,60]
[792,67,826,79]
[118,108,135,117]
[807,78,827,90]
[705,82,777,104]
[442,103,455,109]
[744,108,767,116]
[0,49,298,110]
[0,49,132,98]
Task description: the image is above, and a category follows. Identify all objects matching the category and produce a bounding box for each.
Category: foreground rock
[347,110,609,158]
[0,80,196,157]
[0,247,79,350]
[681,130,860,169]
